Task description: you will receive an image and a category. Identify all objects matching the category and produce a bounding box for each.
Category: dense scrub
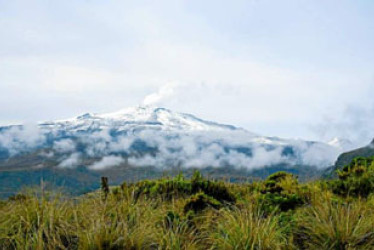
[330,156,374,197]
[131,171,235,204]
[1,157,374,249]
[257,171,309,213]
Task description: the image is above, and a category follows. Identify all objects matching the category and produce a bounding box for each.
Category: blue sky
[0,0,373,145]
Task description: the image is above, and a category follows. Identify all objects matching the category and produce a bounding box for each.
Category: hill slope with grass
[2,156,374,249]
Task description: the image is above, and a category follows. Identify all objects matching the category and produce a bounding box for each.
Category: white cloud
[0,123,45,155]
[58,153,80,168]
[39,150,54,158]
[53,139,75,153]
[312,103,374,148]
[125,130,338,170]
[0,115,340,170]
[142,82,176,106]
[89,155,124,170]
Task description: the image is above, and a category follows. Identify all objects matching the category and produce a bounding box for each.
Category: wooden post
[101,177,109,201]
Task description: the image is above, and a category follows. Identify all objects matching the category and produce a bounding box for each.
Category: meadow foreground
[1,157,374,249]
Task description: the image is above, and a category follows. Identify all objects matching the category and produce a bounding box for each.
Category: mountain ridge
[0,106,343,197]
[334,139,374,170]
[0,106,342,169]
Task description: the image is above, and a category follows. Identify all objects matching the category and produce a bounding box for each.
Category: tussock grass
[211,207,287,249]
[1,160,374,249]
[294,196,374,249]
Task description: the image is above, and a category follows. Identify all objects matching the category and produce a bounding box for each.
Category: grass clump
[211,207,287,249]
[0,194,77,249]
[294,197,374,249]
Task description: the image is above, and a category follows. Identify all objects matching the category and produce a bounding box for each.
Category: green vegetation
[258,171,308,213]
[330,157,374,197]
[132,171,235,204]
[1,158,374,249]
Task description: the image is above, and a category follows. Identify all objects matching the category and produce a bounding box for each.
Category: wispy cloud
[58,153,80,168]
[312,103,374,148]
[0,123,45,155]
[53,139,76,153]
[142,82,176,106]
[88,155,125,170]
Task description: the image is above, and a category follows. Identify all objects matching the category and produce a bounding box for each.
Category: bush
[330,157,374,198]
[258,171,307,213]
[7,194,29,202]
[132,171,236,204]
[183,192,222,213]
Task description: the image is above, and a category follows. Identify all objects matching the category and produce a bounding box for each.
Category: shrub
[330,157,374,198]
[192,179,236,204]
[258,171,307,213]
[7,193,29,202]
[132,171,236,205]
[183,192,222,213]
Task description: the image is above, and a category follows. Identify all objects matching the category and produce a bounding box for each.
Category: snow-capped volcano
[0,106,341,171]
[41,106,242,133]
[0,106,347,198]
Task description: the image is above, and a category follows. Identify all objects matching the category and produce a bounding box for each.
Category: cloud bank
[9,128,341,170]
[0,106,342,171]
[0,124,45,155]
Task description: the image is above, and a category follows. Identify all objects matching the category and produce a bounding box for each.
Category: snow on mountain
[42,106,243,132]
[0,106,341,170]
[328,137,355,151]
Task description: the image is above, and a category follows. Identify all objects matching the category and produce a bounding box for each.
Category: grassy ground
[1,159,374,249]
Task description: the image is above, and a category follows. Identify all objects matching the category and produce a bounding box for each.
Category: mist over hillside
[0,106,347,197]
[0,106,341,171]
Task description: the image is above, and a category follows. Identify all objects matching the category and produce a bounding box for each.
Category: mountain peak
[98,106,167,119]
[76,113,96,120]
[46,106,241,132]
[96,106,238,132]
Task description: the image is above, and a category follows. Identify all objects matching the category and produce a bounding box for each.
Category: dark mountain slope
[335,139,374,170]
